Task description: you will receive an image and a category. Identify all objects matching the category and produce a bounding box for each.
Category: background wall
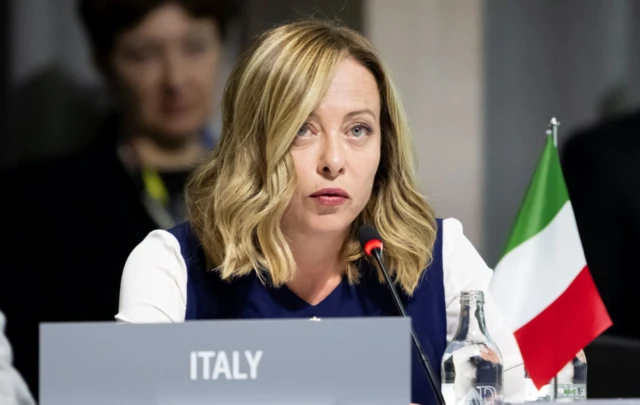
[7,0,104,162]
[365,0,486,251]
[243,0,362,39]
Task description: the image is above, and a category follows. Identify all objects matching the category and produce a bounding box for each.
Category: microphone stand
[371,248,446,405]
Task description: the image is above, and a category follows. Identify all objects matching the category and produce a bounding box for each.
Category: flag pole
[548,117,560,148]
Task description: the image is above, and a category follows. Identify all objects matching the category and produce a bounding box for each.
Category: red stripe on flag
[514,265,612,389]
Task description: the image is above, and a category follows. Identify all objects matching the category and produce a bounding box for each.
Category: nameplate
[40,317,411,405]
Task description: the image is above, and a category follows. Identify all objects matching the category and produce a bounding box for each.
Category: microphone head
[358,224,383,256]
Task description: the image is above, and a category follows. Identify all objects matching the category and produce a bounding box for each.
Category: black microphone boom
[358,224,446,405]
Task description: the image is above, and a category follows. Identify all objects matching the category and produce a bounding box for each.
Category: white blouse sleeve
[116,230,188,323]
[0,311,36,405]
[442,218,524,403]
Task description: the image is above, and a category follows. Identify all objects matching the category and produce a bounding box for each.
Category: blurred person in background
[1,0,241,397]
[562,107,640,342]
[0,311,35,405]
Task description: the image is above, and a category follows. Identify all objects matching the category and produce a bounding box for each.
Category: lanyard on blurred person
[118,143,179,229]
[118,127,215,229]
[141,166,178,229]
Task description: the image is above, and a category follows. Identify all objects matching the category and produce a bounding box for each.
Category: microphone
[358,224,446,405]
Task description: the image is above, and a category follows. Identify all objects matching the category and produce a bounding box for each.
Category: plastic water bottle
[441,290,504,405]
[524,369,553,402]
[555,350,587,402]
[523,350,587,402]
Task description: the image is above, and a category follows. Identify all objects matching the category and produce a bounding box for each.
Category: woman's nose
[318,133,346,178]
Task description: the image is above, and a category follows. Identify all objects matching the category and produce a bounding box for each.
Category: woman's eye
[296,125,309,137]
[350,125,370,137]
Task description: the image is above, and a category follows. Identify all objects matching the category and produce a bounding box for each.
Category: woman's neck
[128,134,204,171]
[284,229,348,306]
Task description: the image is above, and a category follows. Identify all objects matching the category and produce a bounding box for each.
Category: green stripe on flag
[502,135,570,258]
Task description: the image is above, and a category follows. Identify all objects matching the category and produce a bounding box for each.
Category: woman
[117,20,524,404]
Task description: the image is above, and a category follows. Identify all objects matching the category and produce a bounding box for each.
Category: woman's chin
[304,217,353,236]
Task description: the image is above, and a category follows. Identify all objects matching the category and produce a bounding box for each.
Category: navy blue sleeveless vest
[168,220,447,405]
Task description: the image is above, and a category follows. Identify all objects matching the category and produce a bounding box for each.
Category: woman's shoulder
[408,217,475,296]
[116,226,190,323]
[429,217,466,247]
[136,221,204,259]
[415,217,491,298]
[438,217,475,262]
[434,217,495,318]
[439,216,463,238]
[120,221,206,292]
[165,221,196,243]
[130,226,186,261]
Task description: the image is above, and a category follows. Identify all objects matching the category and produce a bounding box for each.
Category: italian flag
[489,131,612,389]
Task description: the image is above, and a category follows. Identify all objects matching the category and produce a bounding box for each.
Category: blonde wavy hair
[186,19,437,295]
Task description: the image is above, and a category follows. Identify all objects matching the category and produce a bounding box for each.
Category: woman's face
[110,3,222,145]
[282,57,382,238]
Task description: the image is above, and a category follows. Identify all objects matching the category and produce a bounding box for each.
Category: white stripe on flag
[491,201,587,330]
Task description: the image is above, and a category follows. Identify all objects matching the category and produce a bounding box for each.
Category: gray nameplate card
[40,317,411,405]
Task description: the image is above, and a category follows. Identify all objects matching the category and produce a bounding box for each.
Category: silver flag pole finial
[548,117,560,147]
